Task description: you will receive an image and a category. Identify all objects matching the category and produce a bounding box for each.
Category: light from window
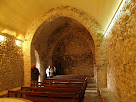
[0,35,5,42]
[16,40,21,46]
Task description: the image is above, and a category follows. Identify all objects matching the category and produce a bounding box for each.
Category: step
[87,77,96,83]
[87,83,97,88]
[99,88,117,102]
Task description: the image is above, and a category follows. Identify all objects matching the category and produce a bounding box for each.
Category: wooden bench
[31,83,84,90]
[8,90,80,102]
[50,75,88,83]
[21,86,82,101]
[31,83,85,100]
[8,75,87,102]
[43,79,86,84]
[53,75,88,80]
[37,80,85,88]
[32,76,87,98]
[35,79,87,89]
[32,79,86,89]
[46,76,88,88]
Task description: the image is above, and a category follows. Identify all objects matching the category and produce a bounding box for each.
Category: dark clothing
[53,72,56,76]
[53,68,57,76]
[31,67,40,81]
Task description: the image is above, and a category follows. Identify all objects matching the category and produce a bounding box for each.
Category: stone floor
[84,84,117,102]
[84,84,102,102]
[0,97,32,102]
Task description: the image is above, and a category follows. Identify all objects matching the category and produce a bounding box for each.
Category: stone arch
[23,6,105,87]
[45,18,96,66]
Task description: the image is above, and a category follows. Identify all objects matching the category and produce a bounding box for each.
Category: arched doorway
[23,6,105,87]
[31,17,95,83]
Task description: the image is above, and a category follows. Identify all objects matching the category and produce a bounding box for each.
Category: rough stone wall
[0,36,24,92]
[31,18,95,80]
[106,0,136,101]
[52,34,94,77]
[47,21,95,78]
[31,45,36,64]
[25,6,105,87]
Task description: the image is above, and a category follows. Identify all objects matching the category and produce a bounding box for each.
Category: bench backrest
[8,90,79,102]
[37,79,87,89]
[21,86,81,93]
[53,75,88,79]
[31,83,83,88]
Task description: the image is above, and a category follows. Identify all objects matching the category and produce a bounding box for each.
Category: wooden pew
[53,75,88,80]
[43,79,86,84]
[37,78,86,86]
[31,83,85,100]
[9,75,87,102]
[31,83,83,90]
[21,86,82,101]
[8,75,87,102]
[37,81,85,88]
[50,75,88,84]
[21,86,81,93]
[32,75,87,99]
[8,90,79,102]
[32,79,86,90]
[45,75,88,88]
[36,79,87,91]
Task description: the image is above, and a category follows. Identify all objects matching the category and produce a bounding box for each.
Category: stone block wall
[106,0,136,101]
[52,34,94,77]
[0,36,24,92]
[25,6,105,87]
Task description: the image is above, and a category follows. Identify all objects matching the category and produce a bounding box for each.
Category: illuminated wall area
[105,0,136,101]
[0,35,24,92]
[0,0,122,89]
[1,0,136,101]
[30,16,98,83]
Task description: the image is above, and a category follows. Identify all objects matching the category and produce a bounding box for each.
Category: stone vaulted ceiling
[0,0,122,38]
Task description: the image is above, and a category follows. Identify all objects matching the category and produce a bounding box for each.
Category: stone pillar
[95,37,107,88]
[23,41,31,86]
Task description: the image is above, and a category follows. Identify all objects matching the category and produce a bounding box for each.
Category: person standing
[53,66,57,76]
[49,67,54,78]
[31,64,40,83]
[46,65,51,78]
